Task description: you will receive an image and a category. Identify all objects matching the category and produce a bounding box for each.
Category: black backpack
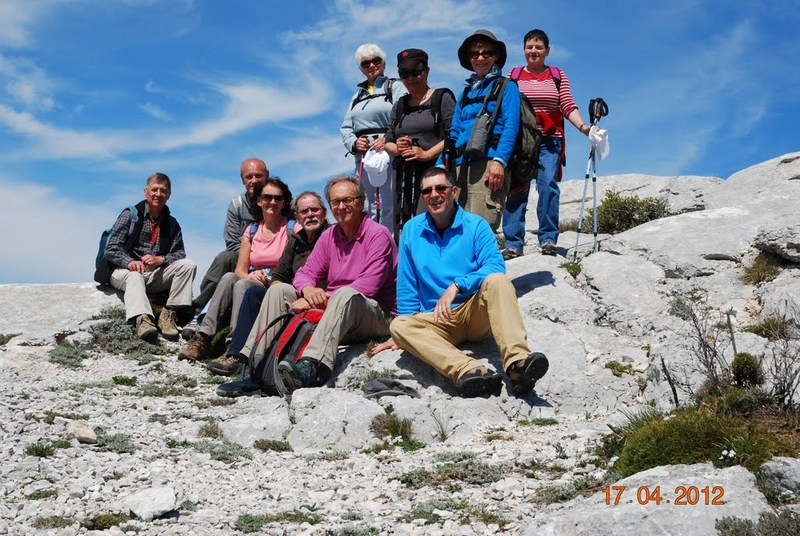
[247,310,323,396]
[391,87,455,140]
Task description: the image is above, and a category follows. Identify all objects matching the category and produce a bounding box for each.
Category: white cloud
[0,0,49,48]
[140,102,172,121]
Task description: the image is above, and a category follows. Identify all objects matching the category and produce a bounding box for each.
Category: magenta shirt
[293,214,397,315]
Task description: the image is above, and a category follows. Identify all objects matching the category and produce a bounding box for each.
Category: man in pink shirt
[279,175,397,391]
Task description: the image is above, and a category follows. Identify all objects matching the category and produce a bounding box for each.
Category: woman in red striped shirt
[502,29,590,259]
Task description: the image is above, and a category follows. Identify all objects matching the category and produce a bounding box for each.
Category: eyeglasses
[329,195,362,207]
[360,57,383,68]
[259,194,284,202]
[420,184,451,196]
[298,206,323,215]
[468,49,496,59]
[398,68,425,79]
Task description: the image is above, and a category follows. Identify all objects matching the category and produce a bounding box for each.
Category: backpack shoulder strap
[510,67,524,81]
[548,66,562,92]
[391,94,411,132]
[430,88,454,139]
[248,221,259,244]
[125,206,139,236]
[385,78,395,104]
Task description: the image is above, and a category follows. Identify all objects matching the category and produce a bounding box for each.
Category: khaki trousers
[390,273,529,382]
[110,259,196,321]
[457,159,510,233]
[198,272,261,338]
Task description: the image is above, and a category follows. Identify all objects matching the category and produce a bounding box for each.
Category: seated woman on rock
[179,178,293,362]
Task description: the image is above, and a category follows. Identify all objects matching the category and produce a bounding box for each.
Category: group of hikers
[95,27,594,398]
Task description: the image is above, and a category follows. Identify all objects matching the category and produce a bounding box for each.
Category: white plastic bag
[589,125,610,161]
[361,148,390,187]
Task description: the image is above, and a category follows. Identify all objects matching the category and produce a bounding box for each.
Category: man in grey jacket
[193,158,268,310]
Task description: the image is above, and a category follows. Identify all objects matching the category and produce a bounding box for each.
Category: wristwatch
[452,282,462,294]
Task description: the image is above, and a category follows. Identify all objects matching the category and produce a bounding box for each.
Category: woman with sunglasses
[385,48,455,232]
[340,44,407,236]
[179,178,294,362]
[437,29,520,236]
[501,29,590,259]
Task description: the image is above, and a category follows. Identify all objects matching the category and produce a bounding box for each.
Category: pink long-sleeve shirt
[293,213,397,315]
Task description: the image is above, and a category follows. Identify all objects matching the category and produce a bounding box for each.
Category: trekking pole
[572,98,609,260]
[588,98,608,253]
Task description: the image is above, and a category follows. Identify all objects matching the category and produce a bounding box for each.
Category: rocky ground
[1,152,799,535]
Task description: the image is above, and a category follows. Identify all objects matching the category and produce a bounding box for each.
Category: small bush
[235,510,322,532]
[92,318,164,361]
[140,383,195,397]
[605,360,634,377]
[396,457,506,488]
[741,253,781,285]
[560,261,581,278]
[25,488,58,500]
[253,439,292,452]
[179,500,197,511]
[584,190,669,234]
[402,498,468,524]
[716,509,800,535]
[48,344,88,368]
[166,438,193,449]
[97,305,126,320]
[95,428,137,454]
[25,441,56,457]
[42,410,88,424]
[369,410,425,452]
[559,219,579,232]
[731,353,765,388]
[198,420,224,439]
[743,317,792,341]
[112,375,137,386]
[31,515,73,529]
[81,513,130,530]
[194,439,252,462]
[148,414,169,425]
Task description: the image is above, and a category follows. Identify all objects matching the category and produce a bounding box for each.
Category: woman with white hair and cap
[436,29,520,235]
[340,43,407,236]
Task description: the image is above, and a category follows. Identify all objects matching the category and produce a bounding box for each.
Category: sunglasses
[259,193,284,202]
[360,57,383,68]
[468,49,496,59]
[420,184,451,196]
[298,206,323,215]
[399,68,425,79]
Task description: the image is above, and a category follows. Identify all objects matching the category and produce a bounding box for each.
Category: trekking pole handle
[588,98,609,125]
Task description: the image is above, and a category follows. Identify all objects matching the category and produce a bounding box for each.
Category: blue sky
[1,0,798,284]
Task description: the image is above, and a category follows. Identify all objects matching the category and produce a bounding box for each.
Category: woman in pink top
[501,29,590,259]
[179,178,293,362]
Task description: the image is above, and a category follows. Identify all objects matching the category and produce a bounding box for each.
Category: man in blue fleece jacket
[379,167,548,397]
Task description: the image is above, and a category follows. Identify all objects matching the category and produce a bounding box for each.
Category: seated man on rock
[275,175,397,393]
[203,190,330,379]
[192,157,268,312]
[103,172,197,341]
[374,167,548,397]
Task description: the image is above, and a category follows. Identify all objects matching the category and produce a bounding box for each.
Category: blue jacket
[437,68,520,167]
[396,205,505,316]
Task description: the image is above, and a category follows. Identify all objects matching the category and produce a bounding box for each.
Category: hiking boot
[158,307,180,341]
[216,378,261,398]
[507,352,550,396]
[502,248,523,261]
[206,354,244,376]
[541,242,557,256]
[135,314,158,342]
[278,357,320,394]
[178,332,211,362]
[456,368,502,398]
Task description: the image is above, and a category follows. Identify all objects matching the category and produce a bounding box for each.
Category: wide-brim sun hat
[457,29,507,71]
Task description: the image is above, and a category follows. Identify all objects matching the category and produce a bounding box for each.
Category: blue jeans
[228,285,267,356]
[502,137,562,250]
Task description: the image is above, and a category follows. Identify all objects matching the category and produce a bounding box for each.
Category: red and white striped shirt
[510,66,578,138]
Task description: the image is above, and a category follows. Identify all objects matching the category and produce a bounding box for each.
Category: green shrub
[198,420,223,439]
[112,375,137,386]
[92,318,164,360]
[179,500,197,511]
[25,441,56,457]
[81,513,130,530]
[234,509,322,531]
[716,509,800,535]
[194,439,252,462]
[396,457,506,488]
[31,516,73,529]
[731,353,765,388]
[253,439,292,452]
[605,360,634,377]
[559,219,579,232]
[97,305,126,320]
[741,253,781,285]
[25,488,58,500]
[560,261,581,278]
[95,428,137,454]
[583,190,669,234]
[612,408,793,477]
[369,409,425,452]
[743,317,792,341]
[48,344,88,368]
